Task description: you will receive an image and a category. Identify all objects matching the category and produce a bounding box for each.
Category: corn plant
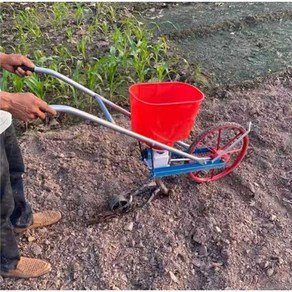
[14,9,43,46]
[66,27,74,41]
[152,37,168,64]
[77,36,89,60]
[12,75,25,92]
[52,2,69,30]
[75,3,85,26]
[105,5,116,23]
[24,76,45,98]
[103,47,121,98]
[155,62,170,81]
[0,70,10,91]
[59,46,74,63]
[86,59,105,92]
[99,21,109,34]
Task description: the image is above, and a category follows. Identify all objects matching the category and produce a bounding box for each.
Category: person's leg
[1,128,52,278]
[5,124,61,234]
[4,124,32,228]
[0,131,20,272]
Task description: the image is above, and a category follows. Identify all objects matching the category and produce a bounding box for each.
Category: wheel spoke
[224,148,242,154]
[216,129,221,150]
[220,132,242,151]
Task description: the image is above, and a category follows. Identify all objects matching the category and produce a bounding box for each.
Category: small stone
[192,228,207,244]
[28,236,35,242]
[249,200,256,207]
[249,184,256,194]
[193,258,204,268]
[169,271,179,283]
[267,268,274,276]
[137,241,144,248]
[198,245,208,256]
[249,108,260,116]
[31,243,42,256]
[283,105,292,115]
[270,214,277,221]
[124,222,134,231]
[215,226,222,233]
[211,262,224,268]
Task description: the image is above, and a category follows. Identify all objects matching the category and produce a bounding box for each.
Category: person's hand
[1,92,56,121]
[0,53,35,77]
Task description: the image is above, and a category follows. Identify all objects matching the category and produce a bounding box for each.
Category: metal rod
[34,67,131,118]
[175,140,190,149]
[212,122,252,163]
[170,158,191,162]
[50,105,208,163]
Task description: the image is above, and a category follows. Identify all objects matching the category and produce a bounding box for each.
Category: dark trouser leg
[0,130,20,272]
[5,124,32,228]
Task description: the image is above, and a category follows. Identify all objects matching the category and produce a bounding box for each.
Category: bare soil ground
[1,75,292,290]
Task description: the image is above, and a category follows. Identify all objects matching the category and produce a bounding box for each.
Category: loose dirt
[141,2,292,87]
[1,76,291,289]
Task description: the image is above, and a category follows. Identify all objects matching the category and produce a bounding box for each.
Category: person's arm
[0,53,56,121]
[0,91,56,121]
[0,52,34,77]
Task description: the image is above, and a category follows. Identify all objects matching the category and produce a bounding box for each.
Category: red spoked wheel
[188,122,249,183]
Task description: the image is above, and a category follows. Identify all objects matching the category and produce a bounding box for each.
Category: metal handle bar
[34,67,131,119]
[50,105,209,163]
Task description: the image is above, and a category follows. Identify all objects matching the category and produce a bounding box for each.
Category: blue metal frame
[149,160,225,177]
[170,147,210,158]
[142,147,225,178]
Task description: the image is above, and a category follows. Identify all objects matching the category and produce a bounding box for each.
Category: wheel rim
[188,123,248,182]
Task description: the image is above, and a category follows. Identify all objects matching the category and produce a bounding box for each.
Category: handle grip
[13,65,35,73]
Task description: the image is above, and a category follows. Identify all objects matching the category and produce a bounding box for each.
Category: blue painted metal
[170,147,210,159]
[150,160,225,177]
[95,96,114,123]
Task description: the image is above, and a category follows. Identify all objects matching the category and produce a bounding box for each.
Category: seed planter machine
[17,65,251,213]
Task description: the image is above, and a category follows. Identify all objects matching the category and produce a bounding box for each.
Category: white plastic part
[145,150,170,169]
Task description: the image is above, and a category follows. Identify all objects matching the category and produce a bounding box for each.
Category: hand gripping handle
[13,65,35,73]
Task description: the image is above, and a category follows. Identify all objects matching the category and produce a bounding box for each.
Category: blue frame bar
[94,96,114,123]
[150,160,225,177]
[170,147,210,159]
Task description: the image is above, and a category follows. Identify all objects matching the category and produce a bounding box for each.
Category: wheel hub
[210,148,230,163]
